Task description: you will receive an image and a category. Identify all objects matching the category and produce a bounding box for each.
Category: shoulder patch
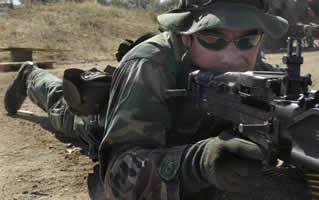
[158,146,186,181]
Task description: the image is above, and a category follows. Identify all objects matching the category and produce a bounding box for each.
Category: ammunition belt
[306,172,319,199]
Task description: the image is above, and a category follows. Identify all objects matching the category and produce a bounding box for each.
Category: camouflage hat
[157,0,288,38]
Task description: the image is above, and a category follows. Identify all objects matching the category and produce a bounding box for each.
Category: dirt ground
[0,61,116,200]
[0,52,318,200]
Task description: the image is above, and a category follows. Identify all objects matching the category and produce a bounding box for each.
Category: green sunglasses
[195,32,264,51]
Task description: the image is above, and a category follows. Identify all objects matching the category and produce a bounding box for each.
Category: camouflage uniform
[309,0,319,17]
[19,32,311,200]
[99,31,311,200]
[98,1,311,199]
[265,0,319,50]
[270,0,309,24]
[24,65,102,158]
[7,1,313,200]
[25,67,75,136]
[262,0,310,50]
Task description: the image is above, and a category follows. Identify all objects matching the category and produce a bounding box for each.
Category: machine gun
[167,38,319,171]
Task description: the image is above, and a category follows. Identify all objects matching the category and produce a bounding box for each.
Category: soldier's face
[182,29,262,73]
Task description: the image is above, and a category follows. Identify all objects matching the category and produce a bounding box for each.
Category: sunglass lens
[197,37,228,51]
[237,35,261,50]
[237,37,253,50]
[197,33,262,51]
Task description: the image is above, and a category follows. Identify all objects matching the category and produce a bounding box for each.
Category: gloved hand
[200,131,264,192]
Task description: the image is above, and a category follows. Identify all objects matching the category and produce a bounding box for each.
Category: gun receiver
[166,38,319,171]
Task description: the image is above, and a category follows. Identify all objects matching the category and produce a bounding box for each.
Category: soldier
[308,0,319,19]
[265,0,319,50]
[303,0,319,47]
[263,0,310,50]
[4,0,313,200]
[270,0,309,24]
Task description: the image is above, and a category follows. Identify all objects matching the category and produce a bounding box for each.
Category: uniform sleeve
[271,0,284,10]
[270,0,284,15]
[103,58,174,147]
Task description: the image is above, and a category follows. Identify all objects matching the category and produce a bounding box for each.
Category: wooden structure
[0,0,14,9]
[0,47,65,72]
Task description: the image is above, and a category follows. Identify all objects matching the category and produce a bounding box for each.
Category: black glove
[180,131,264,194]
[201,131,264,192]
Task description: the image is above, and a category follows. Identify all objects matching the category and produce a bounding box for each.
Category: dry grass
[1,2,319,88]
[0,2,159,62]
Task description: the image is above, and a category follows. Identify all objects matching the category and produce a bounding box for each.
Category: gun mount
[166,38,319,171]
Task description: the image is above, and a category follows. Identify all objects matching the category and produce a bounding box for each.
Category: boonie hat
[157,0,289,38]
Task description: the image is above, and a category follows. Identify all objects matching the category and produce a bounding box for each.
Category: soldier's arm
[104,58,173,148]
[99,58,191,199]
